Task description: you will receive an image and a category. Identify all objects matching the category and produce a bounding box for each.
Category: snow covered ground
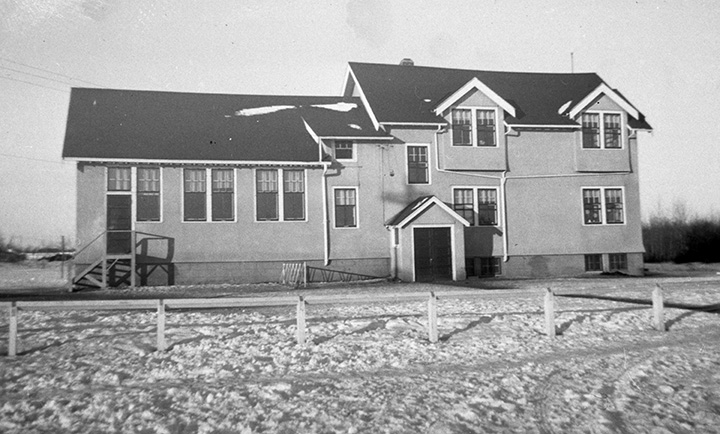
[1,274,720,433]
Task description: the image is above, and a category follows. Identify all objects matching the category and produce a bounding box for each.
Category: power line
[0,56,103,87]
[0,75,68,93]
[0,152,69,165]
[0,65,78,88]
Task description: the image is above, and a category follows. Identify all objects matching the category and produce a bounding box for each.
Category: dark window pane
[256,170,278,221]
[212,169,234,221]
[453,189,474,225]
[609,253,627,270]
[184,193,206,221]
[604,114,622,148]
[137,194,160,222]
[284,193,304,220]
[451,109,472,146]
[585,254,603,271]
[335,141,354,160]
[334,189,356,227]
[605,188,624,224]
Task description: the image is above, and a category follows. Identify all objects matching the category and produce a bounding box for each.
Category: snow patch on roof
[311,102,357,112]
[235,105,295,116]
[348,124,362,130]
[558,100,573,115]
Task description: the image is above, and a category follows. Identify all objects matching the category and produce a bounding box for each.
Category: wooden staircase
[73,255,135,289]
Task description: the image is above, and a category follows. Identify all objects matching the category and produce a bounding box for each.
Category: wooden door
[413,227,452,281]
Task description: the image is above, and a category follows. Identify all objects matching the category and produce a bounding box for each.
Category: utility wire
[0,56,103,87]
[0,65,78,88]
[0,152,68,165]
[0,75,68,93]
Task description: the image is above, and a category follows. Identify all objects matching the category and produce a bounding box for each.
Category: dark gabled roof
[348,62,651,129]
[62,88,388,162]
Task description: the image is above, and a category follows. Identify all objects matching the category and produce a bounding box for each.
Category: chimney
[400,58,414,66]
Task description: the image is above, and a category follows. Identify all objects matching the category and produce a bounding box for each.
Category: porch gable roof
[385,196,470,228]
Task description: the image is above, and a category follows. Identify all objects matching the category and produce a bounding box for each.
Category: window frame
[581,186,626,226]
[136,167,162,223]
[581,111,625,150]
[451,186,500,227]
[333,140,356,162]
[182,167,237,223]
[332,186,359,229]
[253,168,308,223]
[451,107,500,148]
[608,253,628,271]
[584,254,603,272]
[406,144,431,185]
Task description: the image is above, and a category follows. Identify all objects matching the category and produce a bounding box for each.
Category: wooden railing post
[130,231,137,288]
[544,288,555,337]
[303,262,307,287]
[296,296,307,346]
[8,302,17,357]
[157,299,166,351]
[652,284,665,331]
[428,292,438,343]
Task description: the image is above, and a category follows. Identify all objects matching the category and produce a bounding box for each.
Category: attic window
[452,108,497,147]
[582,112,623,149]
[334,141,354,161]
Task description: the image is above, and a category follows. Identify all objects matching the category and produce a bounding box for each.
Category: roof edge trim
[345,65,381,131]
[387,196,470,229]
[433,77,517,118]
[64,157,329,167]
[568,83,640,119]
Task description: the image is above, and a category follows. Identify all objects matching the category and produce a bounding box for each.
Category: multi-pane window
[476,110,496,147]
[604,114,622,148]
[211,169,234,221]
[608,253,628,271]
[137,168,160,222]
[184,168,235,222]
[334,188,357,228]
[453,189,474,225]
[334,141,354,160]
[583,187,624,225]
[256,169,306,222]
[478,257,501,277]
[585,254,603,272]
[407,145,429,184]
[107,167,131,191]
[582,112,623,149]
[184,169,207,221]
[283,170,305,221]
[256,169,279,221]
[581,114,600,149]
[451,108,497,147]
[452,187,498,226]
[477,189,498,225]
[451,109,472,146]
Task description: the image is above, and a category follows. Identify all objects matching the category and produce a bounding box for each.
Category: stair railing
[68,230,138,291]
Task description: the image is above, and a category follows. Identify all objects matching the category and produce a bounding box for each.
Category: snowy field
[1,267,720,433]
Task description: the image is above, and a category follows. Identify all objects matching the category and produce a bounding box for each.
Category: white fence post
[8,302,17,357]
[544,288,555,337]
[296,296,307,346]
[428,292,438,343]
[157,299,166,351]
[652,284,665,331]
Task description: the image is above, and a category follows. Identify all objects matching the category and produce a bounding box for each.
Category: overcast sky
[1,0,719,247]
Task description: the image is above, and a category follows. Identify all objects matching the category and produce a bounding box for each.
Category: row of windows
[107,167,358,228]
[108,167,624,228]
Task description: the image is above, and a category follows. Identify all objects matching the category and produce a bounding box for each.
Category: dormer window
[451,108,497,147]
[582,112,623,149]
[334,141,355,161]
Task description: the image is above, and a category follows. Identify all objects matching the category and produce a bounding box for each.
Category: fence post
[652,284,665,332]
[60,236,65,280]
[8,302,17,357]
[303,262,307,287]
[296,296,307,346]
[130,231,137,288]
[157,299,166,351]
[428,292,438,343]
[544,288,555,337]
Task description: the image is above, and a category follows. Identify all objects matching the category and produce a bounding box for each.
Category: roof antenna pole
[571,52,574,73]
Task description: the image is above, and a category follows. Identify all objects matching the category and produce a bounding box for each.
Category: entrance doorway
[107,195,132,254]
[413,227,452,281]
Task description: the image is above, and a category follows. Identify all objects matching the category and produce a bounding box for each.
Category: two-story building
[62,60,651,287]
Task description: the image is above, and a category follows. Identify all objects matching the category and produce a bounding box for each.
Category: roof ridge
[348,61,600,78]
